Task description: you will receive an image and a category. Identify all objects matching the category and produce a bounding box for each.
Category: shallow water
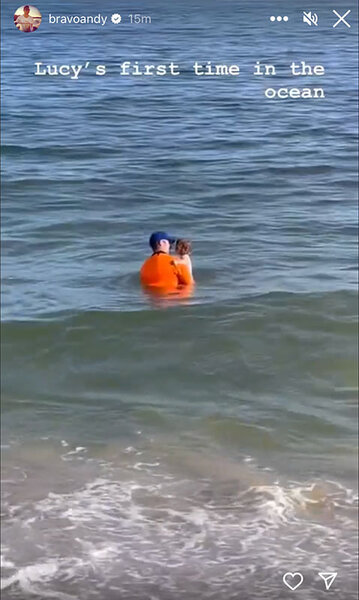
[1,0,358,598]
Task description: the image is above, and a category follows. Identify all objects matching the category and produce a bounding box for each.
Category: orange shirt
[140,252,192,289]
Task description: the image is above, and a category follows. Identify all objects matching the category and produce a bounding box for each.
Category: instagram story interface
[1,1,358,599]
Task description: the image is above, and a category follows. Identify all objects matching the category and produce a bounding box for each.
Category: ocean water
[1,1,358,599]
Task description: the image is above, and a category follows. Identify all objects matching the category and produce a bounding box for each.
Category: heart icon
[282,572,304,591]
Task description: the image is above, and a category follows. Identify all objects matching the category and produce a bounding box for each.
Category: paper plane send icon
[318,572,337,590]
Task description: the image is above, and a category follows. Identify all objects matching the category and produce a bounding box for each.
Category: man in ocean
[15,6,38,32]
[140,232,193,290]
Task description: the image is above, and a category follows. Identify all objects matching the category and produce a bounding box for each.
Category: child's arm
[182,254,193,276]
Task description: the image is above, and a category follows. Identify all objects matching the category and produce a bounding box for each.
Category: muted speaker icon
[303,11,319,26]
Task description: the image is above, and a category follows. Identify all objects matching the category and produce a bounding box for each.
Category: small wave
[2,144,116,160]
[265,165,335,176]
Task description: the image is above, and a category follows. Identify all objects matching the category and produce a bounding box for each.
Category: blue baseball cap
[149,231,176,250]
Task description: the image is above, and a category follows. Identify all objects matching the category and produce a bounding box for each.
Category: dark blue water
[1,1,358,598]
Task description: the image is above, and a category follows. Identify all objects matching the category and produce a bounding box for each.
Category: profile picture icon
[14,5,42,32]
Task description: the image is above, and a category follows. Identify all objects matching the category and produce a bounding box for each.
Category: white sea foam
[1,449,357,599]
[1,562,58,591]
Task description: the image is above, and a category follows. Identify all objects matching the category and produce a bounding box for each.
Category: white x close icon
[333,9,351,28]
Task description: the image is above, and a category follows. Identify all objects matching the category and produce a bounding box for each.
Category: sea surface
[1,1,358,599]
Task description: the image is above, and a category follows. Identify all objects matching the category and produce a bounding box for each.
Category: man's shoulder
[141,253,170,267]
[160,253,175,264]
[146,252,173,262]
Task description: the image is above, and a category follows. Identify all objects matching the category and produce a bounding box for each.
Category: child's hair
[175,239,192,256]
